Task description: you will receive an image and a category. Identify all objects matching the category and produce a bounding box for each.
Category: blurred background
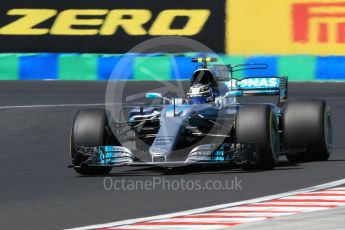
[1,0,345,81]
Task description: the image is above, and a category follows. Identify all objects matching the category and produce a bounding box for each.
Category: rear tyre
[236,104,279,170]
[283,100,332,163]
[70,109,113,175]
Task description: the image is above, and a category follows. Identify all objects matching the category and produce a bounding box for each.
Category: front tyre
[70,109,112,175]
[236,104,279,170]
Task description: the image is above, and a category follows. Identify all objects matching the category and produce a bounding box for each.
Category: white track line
[108,225,227,230]
[250,201,345,206]
[328,187,345,191]
[190,212,296,217]
[221,206,328,212]
[280,195,345,200]
[302,191,345,195]
[0,103,107,109]
[66,178,345,230]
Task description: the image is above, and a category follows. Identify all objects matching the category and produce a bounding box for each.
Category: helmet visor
[189,96,209,104]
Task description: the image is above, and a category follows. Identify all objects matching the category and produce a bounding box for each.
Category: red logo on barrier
[292,2,345,43]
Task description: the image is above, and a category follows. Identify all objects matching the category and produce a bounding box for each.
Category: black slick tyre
[283,100,332,162]
[236,104,279,170]
[70,109,113,175]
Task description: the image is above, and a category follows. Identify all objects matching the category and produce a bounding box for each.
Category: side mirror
[146,92,171,105]
[146,92,163,99]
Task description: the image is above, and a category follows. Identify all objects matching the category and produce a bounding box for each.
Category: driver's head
[187,83,214,104]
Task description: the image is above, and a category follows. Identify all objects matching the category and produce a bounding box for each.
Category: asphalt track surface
[0,81,344,230]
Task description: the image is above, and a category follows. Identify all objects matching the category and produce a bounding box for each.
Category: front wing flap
[72,146,135,167]
[70,144,239,168]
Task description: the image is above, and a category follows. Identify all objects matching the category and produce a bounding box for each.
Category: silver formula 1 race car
[69,57,332,175]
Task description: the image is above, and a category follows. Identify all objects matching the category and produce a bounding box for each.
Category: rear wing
[225,63,288,105]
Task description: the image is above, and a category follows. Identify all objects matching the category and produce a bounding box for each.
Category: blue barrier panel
[316,56,345,80]
[99,55,134,80]
[170,56,199,80]
[2,53,345,81]
[19,54,58,80]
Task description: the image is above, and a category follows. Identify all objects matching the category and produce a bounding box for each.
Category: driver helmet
[187,83,214,104]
